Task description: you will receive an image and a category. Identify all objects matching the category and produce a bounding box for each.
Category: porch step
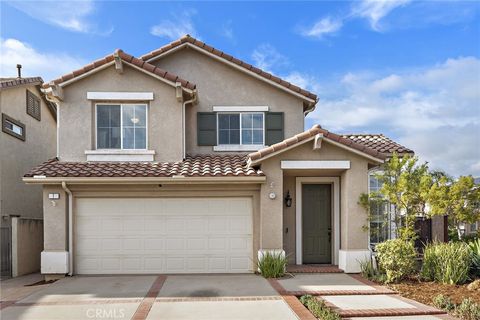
[287,264,343,273]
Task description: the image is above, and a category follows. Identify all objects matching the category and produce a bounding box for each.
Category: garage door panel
[76,217,100,235]
[229,216,251,233]
[144,238,164,251]
[186,218,206,233]
[75,197,253,274]
[165,238,185,251]
[230,257,251,271]
[144,257,164,271]
[209,256,227,271]
[208,217,228,233]
[145,217,166,233]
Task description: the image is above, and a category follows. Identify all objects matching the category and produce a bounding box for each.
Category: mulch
[386,278,480,305]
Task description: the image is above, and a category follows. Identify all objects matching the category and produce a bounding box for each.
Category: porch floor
[287,264,343,273]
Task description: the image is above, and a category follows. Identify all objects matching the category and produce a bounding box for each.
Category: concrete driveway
[0,274,300,320]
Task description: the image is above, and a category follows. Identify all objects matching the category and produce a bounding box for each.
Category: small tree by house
[428,175,480,240]
[360,153,432,241]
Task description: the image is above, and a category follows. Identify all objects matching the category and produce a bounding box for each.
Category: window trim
[215,112,265,150]
[2,113,25,141]
[95,103,148,151]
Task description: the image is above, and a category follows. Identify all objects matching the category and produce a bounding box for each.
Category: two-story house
[1,71,57,277]
[24,35,412,279]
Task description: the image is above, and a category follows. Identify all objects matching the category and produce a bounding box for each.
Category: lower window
[96,104,147,150]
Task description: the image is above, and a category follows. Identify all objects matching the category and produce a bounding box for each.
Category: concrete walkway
[272,273,455,319]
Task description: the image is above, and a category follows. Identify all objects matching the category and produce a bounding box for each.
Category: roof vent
[16,64,22,78]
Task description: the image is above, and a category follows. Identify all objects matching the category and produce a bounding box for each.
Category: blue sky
[1,0,479,176]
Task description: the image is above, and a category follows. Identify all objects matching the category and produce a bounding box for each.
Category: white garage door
[74,197,253,274]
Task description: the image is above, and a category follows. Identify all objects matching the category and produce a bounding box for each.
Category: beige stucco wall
[12,217,43,276]
[0,85,56,224]
[150,48,306,155]
[43,186,68,251]
[257,139,371,263]
[58,64,183,162]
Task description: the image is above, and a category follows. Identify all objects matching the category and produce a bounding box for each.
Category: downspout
[182,90,197,159]
[61,182,73,276]
[42,89,60,158]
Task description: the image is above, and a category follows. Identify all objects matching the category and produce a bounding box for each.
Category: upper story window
[2,113,25,141]
[96,104,147,150]
[217,112,264,146]
[26,90,41,121]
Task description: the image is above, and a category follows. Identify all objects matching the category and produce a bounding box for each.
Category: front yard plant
[257,251,287,278]
[433,295,480,320]
[375,239,417,283]
[299,295,341,320]
[421,241,472,284]
[359,257,387,283]
[469,239,480,276]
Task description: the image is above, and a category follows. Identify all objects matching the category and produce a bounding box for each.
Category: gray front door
[302,184,332,264]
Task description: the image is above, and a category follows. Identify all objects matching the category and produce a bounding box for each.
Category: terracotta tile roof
[24,155,263,178]
[342,134,414,156]
[140,35,317,102]
[0,77,43,89]
[248,125,388,163]
[43,49,196,91]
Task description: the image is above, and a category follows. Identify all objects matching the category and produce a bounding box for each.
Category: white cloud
[6,0,112,35]
[307,57,480,176]
[221,20,234,40]
[284,71,322,94]
[300,16,343,39]
[150,10,198,40]
[0,38,86,81]
[251,44,289,73]
[352,0,412,31]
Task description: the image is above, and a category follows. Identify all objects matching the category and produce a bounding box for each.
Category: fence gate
[1,226,12,278]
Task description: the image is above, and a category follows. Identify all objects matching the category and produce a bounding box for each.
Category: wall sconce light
[285,190,292,208]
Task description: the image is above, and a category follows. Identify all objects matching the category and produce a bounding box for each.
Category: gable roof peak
[140,36,318,104]
[43,48,196,91]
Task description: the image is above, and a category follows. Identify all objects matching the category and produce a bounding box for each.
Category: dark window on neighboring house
[2,113,25,141]
[26,90,41,121]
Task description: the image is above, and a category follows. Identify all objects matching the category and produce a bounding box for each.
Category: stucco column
[259,159,284,251]
[339,161,370,272]
[42,185,69,277]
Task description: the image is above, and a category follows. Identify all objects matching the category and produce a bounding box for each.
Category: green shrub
[375,239,417,283]
[432,294,455,311]
[420,243,437,281]
[299,295,341,320]
[468,239,480,276]
[455,298,480,320]
[257,251,287,278]
[421,242,472,284]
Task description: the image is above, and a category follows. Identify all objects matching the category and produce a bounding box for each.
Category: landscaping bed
[387,277,480,305]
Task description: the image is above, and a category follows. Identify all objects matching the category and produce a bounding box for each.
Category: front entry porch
[277,140,375,273]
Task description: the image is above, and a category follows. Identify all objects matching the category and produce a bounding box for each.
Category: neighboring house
[0,72,57,277]
[24,35,412,278]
